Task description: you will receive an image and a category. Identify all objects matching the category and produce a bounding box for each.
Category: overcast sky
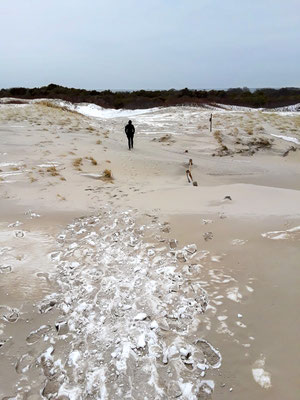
[1,0,299,90]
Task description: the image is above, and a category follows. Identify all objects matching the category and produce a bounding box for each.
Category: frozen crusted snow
[226,287,243,302]
[74,102,160,119]
[252,356,272,389]
[32,208,224,399]
[270,134,300,145]
[231,239,247,245]
[134,312,148,321]
[262,225,300,240]
[246,285,254,293]
[271,103,300,112]
[5,207,255,397]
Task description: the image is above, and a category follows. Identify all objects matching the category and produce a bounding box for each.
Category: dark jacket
[125,123,135,135]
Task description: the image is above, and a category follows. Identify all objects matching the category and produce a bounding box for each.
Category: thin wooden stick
[186,159,197,185]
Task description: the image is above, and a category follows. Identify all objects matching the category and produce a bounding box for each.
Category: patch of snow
[262,225,300,240]
[226,287,242,302]
[270,134,300,145]
[252,356,272,389]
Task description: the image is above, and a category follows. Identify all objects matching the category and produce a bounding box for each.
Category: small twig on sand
[186,159,198,186]
[283,146,297,157]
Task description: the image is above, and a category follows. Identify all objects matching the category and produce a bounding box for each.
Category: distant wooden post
[209,114,213,132]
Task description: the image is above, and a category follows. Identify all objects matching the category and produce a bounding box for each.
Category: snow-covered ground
[34,209,222,399]
[8,208,258,399]
[1,99,299,399]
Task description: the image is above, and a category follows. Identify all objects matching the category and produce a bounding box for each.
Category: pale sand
[0,102,299,399]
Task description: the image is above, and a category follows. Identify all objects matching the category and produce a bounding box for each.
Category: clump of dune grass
[96,140,102,145]
[213,130,222,144]
[212,144,232,157]
[37,100,79,115]
[29,176,37,183]
[85,156,97,165]
[72,158,83,169]
[103,169,112,178]
[101,169,114,182]
[248,137,273,148]
[151,134,171,143]
[46,166,59,176]
[246,127,254,135]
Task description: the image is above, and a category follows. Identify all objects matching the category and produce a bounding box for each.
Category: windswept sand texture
[0,101,299,399]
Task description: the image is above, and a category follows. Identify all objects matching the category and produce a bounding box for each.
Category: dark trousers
[127,134,134,149]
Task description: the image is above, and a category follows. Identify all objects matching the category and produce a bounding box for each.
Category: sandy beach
[0,100,299,399]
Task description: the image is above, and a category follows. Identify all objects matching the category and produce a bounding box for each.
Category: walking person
[125,120,135,150]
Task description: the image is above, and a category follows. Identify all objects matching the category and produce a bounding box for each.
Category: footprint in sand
[0,305,20,323]
[15,353,35,374]
[14,230,25,238]
[26,325,52,344]
[36,272,50,282]
[195,339,222,368]
[0,265,12,273]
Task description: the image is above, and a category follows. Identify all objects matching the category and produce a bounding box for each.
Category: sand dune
[0,102,299,399]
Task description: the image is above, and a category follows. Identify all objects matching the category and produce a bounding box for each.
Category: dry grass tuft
[73,158,83,168]
[46,166,59,176]
[37,101,79,115]
[101,169,114,182]
[213,130,223,144]
[212,144,233,157]
[86,156,97,165]
[248,137,273,148]
[103,169,112,178]
[159,134,173,142]
[96,140,102,145]
[152,134,175,143]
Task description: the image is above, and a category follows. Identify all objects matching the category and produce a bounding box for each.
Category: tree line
[1,84,299,109]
